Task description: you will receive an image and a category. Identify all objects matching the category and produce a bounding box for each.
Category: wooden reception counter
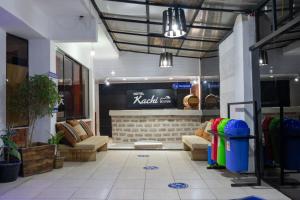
[109,109,218,143]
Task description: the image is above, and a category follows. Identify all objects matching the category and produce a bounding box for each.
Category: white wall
[29,39,57,142]
[0,28,6,130]
[0,0,97,42]
[219,14,256,172]
[93,52,200,81]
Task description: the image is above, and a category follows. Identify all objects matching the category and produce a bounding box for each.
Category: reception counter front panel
[109,110,203,143]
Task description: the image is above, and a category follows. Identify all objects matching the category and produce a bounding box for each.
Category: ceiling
[91,0,264,59]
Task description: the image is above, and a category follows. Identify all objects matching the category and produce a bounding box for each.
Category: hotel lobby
[1,0,300,199]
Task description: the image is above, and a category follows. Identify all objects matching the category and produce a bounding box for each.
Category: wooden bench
[182,135,209,161]
[58,136,109,162]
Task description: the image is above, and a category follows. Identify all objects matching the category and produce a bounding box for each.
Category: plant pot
[0,160,21,183]
[54,156,64,169]
[19,142,55,177]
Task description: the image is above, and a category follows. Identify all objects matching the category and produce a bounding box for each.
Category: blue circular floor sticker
[137,155,150,157]
[168,182,189,189]
[143,166,159,170]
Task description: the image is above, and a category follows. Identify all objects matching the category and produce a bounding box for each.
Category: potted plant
[0,127,21,182]
[8,75,60,176]
[48,131,64,169]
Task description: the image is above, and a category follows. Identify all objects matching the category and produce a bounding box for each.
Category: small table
[134,141,163,149]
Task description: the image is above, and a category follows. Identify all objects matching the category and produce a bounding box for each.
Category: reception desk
[109,109,218,143]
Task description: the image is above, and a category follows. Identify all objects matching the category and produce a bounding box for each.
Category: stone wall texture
[111,116,202,143]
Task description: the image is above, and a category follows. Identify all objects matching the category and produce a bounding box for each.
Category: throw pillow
[67,120,79,127]
[195,128,204,137]
[73,124,89,140]
[202,131,212,142]
[79,120,94,137]
[57,123,81,147]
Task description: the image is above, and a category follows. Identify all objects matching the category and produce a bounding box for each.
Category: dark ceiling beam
[90,0,121,51]
[146,0,150,53]
[109,30,220,43]
[250,15,300,50]
[102,16,232,31]
[268,37,300,44]
[104,0,249,13]
[254,0,270,11]
[119,49,218,59]
[114,41,217,52]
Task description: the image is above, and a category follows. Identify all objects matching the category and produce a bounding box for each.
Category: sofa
[182,120,213,161]
[56,120,109,162]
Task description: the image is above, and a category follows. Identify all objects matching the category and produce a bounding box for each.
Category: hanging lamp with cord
[162,6,187,38]
[159,39,173,68]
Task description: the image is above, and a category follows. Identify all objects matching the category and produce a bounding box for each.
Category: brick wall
[112,116,201,143]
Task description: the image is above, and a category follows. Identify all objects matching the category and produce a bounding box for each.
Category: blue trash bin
[224,120,250,173]
[207,144,215,166]
[284,119,300,170]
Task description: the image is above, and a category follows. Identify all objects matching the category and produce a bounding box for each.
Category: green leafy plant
[48,131,64,157]
[0,127,21,162]
[48,131,64,145]
[8,75,60,147]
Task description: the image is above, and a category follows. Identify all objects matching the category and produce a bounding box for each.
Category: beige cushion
[58,136,109,151]
[75,136,109,150]
[58,144,95,150]
[73,124,89,140]
[182,135,209,150]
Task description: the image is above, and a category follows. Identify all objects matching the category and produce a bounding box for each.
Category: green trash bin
[269,117,280,164]
[217,118,231,166]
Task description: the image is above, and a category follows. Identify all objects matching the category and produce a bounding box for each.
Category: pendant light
[159,52,173,68]
[163,7,187,38]
[259,50,268,66]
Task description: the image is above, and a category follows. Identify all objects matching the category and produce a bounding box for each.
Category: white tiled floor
[0,150,291,200]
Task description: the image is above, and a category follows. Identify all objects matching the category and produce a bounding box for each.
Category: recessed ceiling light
[192,80,198,84]
[105,80,110,86]
[203,80,207,84]
[144,77,148,80]
[111,71,116,76]
[122,78,127,81]
[169,77,173,80]
[90,49,95,57]
[295,77,299,82]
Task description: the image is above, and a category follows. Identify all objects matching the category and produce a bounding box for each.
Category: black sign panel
[127,89,176,108]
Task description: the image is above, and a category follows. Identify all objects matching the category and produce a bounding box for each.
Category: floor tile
[108,189,144,200]
[34,188,76,199]
[178,189,217,200]
[71,188,110,199]
[0,188,42,199]
[211,188,249,200]
[113,179,145,189]
[144,189,180,200]
[174,179,208,189]
[145,178,174,189]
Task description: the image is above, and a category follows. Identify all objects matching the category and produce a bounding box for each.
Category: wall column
[0,28,6,130]
[219,14,256,171]
[29,38,56,142]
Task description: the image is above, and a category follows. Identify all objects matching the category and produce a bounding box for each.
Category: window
[56,50,89,121]
[201,81,220,110]
[6,34,29,127]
